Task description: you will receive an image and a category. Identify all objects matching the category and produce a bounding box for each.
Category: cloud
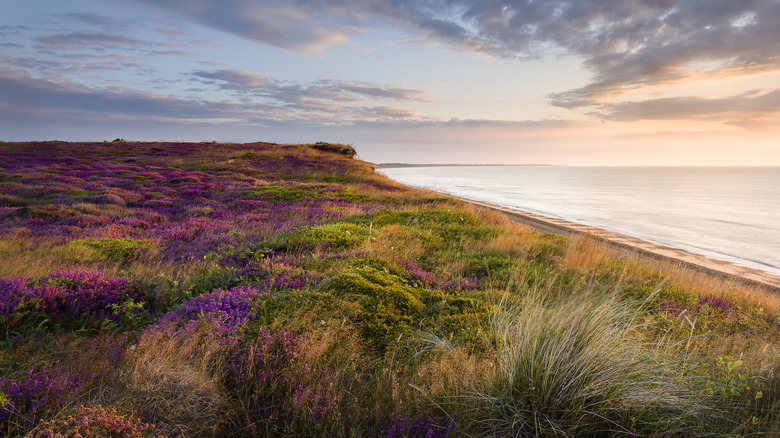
[362,105,419,119]
[0,65,433,129]
[35,31,148,49]
[595,89,780,123]
[138,0,358,55]
[191,69,432,112]
[140,0,780,107]
[192,69,271,89]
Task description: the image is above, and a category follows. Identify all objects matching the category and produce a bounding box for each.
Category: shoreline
[392,181,780,293]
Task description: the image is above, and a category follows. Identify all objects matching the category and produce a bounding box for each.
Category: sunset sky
[2,0,779,165]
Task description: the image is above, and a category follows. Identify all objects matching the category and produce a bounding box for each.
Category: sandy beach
[397,182,780,293]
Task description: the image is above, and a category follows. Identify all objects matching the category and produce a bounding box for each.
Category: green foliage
[326,265,423,348]
[13,205,74,220]
[463,251,518,280]
[242,181,367,203]
[68,238,152,262]
[355,208,481,228]
[310,142,356,157]
[420,293,492,346]
[274,223,369,252]
[0,194,28,207]
[526,232,569,263]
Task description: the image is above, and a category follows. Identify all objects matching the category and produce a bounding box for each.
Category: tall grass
[472,282,710,436]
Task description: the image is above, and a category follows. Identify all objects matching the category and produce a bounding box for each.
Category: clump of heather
[224,327,316,433]
[401,260,481,291]
[0,364,83,433]
[4,269,149,328]
[24,404,162,438]
[368,411,459,438]
[699,293,732,311]
[0,276,26,316]
[190,256,318,295]
[161,284,270,329]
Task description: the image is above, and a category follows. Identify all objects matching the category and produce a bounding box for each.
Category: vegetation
[0,140,778,437]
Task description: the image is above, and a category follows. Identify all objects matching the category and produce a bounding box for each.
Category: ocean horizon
[379,166,780,277]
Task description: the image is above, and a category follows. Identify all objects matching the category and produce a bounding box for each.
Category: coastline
[392,181,780,293]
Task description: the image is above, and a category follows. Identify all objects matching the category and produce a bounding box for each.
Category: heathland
[0,141,778,437]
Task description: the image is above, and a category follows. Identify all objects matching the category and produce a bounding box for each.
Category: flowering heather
[160,284,270,329]
[8,269,147,322]
[0,364,83,431]
[401,260,481,291]
[0,276,26,316]
[1,142,391,269]
[698,293,732,311]
[369,412,458,438]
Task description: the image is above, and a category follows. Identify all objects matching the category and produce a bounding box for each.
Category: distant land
[374,163,555,168]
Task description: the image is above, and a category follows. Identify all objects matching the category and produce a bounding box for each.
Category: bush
[326,266,423,348]
[0,194,28,207]
[67,238,152,262]
[274,223,369,253]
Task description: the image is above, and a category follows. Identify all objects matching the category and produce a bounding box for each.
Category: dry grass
[119,324,231,438]
[0,237,95,278]
[369,224,432,261]
[561,236,612,273]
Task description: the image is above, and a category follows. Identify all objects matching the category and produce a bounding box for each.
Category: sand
[458,196,780,293]
[386,177,780,293]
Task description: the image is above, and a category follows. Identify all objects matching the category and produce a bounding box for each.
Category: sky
[1,0,779,165]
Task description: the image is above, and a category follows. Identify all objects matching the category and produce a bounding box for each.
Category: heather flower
[0,364,83,431]
[0,276,27,316]
[698,293,732,311]
[400,261,481,291]
[370,411,458,438]
[160,284,270,329]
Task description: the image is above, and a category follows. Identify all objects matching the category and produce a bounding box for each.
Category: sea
[378,166,780,277]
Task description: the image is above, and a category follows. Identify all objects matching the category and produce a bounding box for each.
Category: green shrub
[326,266,423,348]
[68,238,152,262]
[354,208,480,228]
[274,223,369,252]
[527,233,569,263]
[464,251,518,279]
[0,194,28,207]
[242,181,366,203]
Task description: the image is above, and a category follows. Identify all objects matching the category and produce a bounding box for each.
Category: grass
[0,141,778,437]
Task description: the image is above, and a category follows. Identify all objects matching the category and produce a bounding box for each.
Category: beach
[393,181,780,293]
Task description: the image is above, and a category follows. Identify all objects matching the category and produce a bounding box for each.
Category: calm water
[379,166,780,276]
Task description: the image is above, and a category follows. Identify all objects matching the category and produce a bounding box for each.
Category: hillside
[1,141,778,437]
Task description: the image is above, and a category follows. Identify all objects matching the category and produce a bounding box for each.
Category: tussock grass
[473,283,710,436]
